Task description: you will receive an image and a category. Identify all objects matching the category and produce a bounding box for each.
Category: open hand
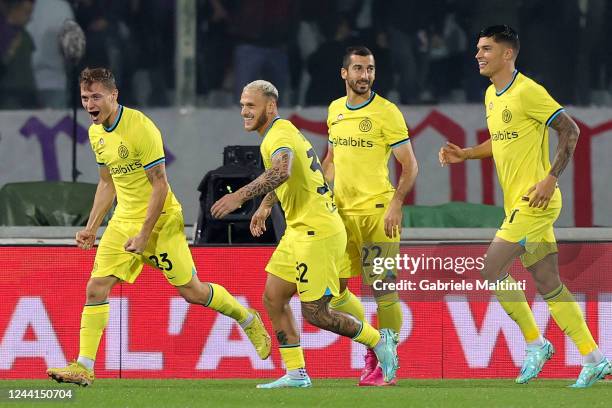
[211,192,244,219]
[250,206,271,237]
[439,142,468,166]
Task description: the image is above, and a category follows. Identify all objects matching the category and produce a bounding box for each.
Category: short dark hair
[478,25,520,54]
[342,46,374,69]
[79,67,116,90]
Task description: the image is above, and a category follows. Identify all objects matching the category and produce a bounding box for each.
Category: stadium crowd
[1,0,611,109]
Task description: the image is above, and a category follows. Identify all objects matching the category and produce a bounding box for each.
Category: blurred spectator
[73,0,112,67]
[519,0,579,104]
[197,0,232,101]
[305,14,355,106]
[27,0,74,109]
[463,0,519,102]
[368,31,394,99]
[229,0,297,104]
[73,0,134,102]
[428,9,467,102]
[0,0,36,109]
[126,0,174,106]
[374,0,435,104]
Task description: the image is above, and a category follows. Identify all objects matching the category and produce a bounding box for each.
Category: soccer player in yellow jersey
[211,80,399,388]
[321,46,418,386]
[439,26,611,388]
[46,68,271,386]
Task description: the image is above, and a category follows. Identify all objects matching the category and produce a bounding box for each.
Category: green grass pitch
[1,379,611,408]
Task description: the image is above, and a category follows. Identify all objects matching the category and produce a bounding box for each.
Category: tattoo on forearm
[301,296,362,338]
[549,112,579,178]
[275,330,289,345]
[262,191,278,207]
[239,151,291,201]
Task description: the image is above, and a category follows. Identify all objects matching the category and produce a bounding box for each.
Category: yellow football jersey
[327,92,409,214]
[485,71,564,212]
[89,105,181,222]
[260,118,344,238]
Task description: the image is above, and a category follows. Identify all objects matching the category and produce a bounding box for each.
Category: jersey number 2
[306,148,330,195]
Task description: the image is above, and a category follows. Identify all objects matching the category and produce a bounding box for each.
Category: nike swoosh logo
[299,290,308,294]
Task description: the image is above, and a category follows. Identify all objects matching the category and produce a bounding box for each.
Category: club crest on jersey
[488,102,494,111]
[502,107,512,123]
[98,138,104,146]
[337,114,344,121]
[359,118,372,132]
[118,144,129,159]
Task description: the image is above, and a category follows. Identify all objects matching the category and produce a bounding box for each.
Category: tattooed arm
[250,191,279,237]
[260,191,279,208]
[238,149,292,202]
[526,111,579,209]
[549,111,580,178]
[211,150,292,219]
[125,163,169,253]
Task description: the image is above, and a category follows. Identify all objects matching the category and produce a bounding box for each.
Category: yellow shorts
[92,211,195,286]
[495,202,560,267]
[265,231,346,302]
[338,211,400,284]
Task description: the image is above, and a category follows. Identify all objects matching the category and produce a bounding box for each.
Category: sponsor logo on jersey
[330,136,373,148]
[109,160,143,175]
[491,130,519,141]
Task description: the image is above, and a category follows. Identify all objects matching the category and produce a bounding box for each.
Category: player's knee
[85,278,112,304]
[531,274,561,296]
[180,291,199,305]
[262,292,276,311]
[263,292,289,314]
[179,282,209,305]
[479,260,499,281]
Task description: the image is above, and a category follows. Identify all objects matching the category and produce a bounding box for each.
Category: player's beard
[252,110,269,132]
[348,78,372,95]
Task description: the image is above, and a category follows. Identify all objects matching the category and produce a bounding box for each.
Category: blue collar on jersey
[346,91,376,110]
[262,116,281,138]
[496,70,519,96]
[104,104,124,133]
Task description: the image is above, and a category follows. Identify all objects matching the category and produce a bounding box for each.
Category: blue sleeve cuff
[545,108,565,127]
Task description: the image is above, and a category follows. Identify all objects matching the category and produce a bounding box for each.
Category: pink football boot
[359,365,397,386]
[359,348,378,384]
